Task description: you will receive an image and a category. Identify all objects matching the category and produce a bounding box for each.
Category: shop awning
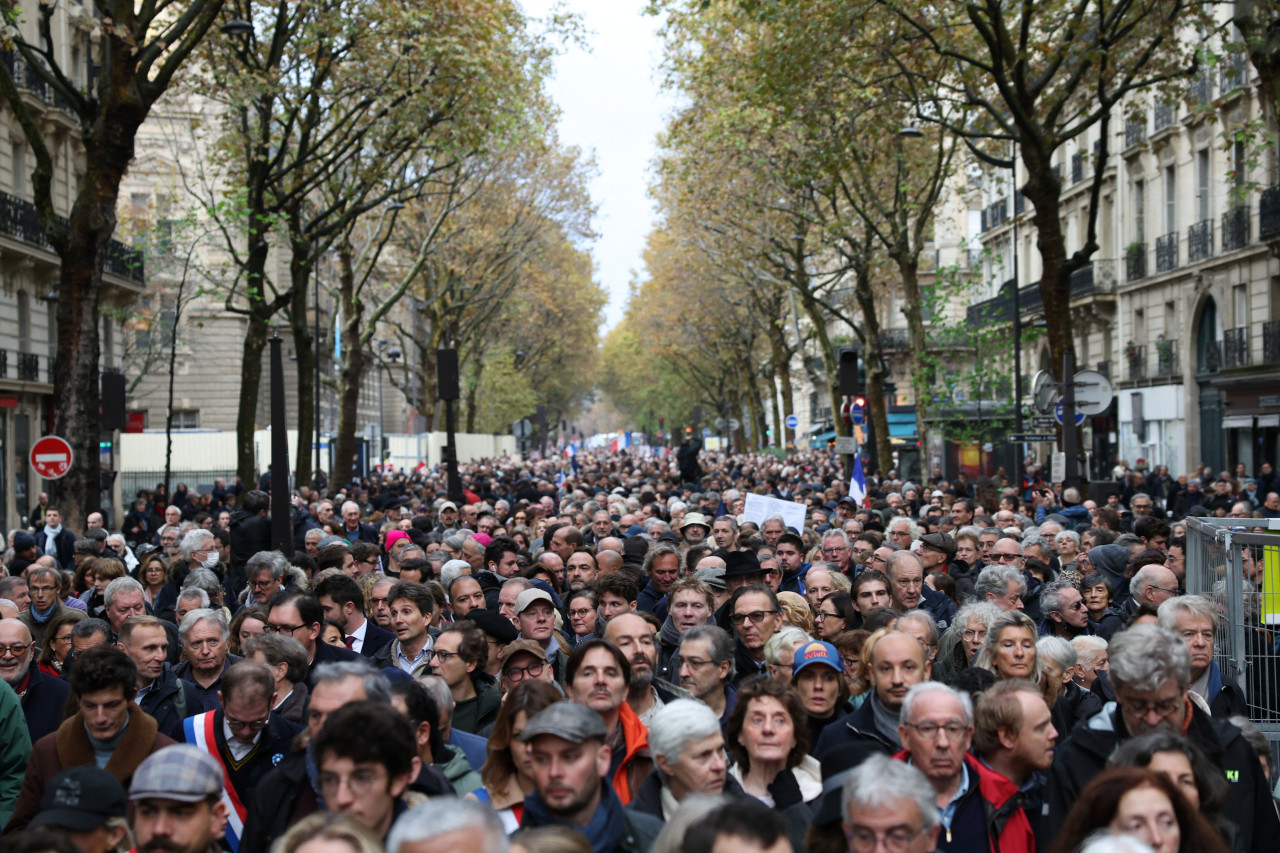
[1223,415,1254,429]
[1258,415,1280,428]
[809,430,836,448]
[888,412,916,438]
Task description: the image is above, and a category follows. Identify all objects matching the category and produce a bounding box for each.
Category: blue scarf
[523,781,626,853]
[1204,660,1225,707]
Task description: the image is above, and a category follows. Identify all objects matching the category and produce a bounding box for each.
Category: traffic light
[658,416,664,429]
[838,345,864,396]
[685,426,693,434]
[854,396,866,409]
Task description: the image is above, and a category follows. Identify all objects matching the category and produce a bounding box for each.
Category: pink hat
[385,530,410,549]
[472,532,493,547]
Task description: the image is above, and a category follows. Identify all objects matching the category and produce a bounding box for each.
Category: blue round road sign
[851,404,865,426]
[784,414,799,429]
[1054,403,1086,427]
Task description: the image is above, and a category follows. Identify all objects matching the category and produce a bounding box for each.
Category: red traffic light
[854,397,866,408]
[685,426,692,434]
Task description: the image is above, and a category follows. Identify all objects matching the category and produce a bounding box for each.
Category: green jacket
[452,676,501,735]
[438,743,483,796]
[0,680,33,827]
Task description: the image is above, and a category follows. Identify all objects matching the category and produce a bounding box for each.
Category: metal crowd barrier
[1185,517,1280,776]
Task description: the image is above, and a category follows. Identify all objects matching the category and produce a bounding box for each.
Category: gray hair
[442,534,466,552]
[175,587,210,609]
[762,513,787,528]
[246,550,288,581]
[899,681,973,727]
[888,517,920,541]
[648,699,724,777]
[680,625,735,680]
[842,753,939,832]
[312,659,392,703]
[242,633,308,683]
[416,674,455,714]
[975,565,1026,601]
[1036,635,1077,671]
[1157,594,1219,632]
[885,549,923,581]
[1071,635,1108,670]
[103,576,144,608]
[821,529,850,547]
[440,560,470,590]
[387,795,508,853]
[179,607,229,642]
[974,610,1041,681]
[1054,530,1080,550]
[1109,625,1191,691]
[898,609,940,646]
[178,528,215,560]
[1039,580,1078,618]
[764,626,812,667]
[182,567,221,595]
[501,577,533,595]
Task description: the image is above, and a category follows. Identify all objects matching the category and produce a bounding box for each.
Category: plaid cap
[129,745,223,802]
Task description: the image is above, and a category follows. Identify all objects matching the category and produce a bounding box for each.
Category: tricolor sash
[183,711,247,851]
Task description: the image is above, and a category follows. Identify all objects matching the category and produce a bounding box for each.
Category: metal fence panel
[1186,517,1280,776]
[119,470,239,501]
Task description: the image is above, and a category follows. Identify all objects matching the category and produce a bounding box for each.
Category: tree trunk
[1023,146,1075,380]
[895,258,931,459]
[853,267,894,476]
[419,345,440,432]
[235,312,269,486]
[289,275,315,488]
[768,376,783,449]
[332,249,365,487]
[796,286,845,440]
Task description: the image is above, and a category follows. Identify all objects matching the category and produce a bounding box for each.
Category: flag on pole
[849,453,867,506]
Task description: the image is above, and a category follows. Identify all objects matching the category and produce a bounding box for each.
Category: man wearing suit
[313,574,394,658]
[264,590,362,687]
[180,661,300,851]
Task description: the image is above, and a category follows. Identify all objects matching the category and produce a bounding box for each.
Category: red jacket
[892,750,1035,853]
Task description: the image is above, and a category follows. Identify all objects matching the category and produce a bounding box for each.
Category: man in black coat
[118,615,202,741]
[1047,625,1278,853]
[265,590,362,688]
[0,620,69,744]
[228,490,273,593]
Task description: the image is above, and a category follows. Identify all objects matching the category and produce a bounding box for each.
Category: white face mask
[202,551,219,570]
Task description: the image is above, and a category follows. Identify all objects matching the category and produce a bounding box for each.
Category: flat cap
[129,745,222,802]
[518,701,606,744]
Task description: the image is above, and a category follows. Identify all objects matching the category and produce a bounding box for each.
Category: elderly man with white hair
[175,607,241,712]
[340,499,378,544]
[388,795,509,853]
[1157,594,1247,718]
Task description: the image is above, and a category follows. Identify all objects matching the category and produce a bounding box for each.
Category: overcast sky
[522,0,673,331]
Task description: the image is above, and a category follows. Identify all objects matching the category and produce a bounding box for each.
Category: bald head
[597,550,623,576]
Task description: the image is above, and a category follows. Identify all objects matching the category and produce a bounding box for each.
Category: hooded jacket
[1047,700,1279,853]
[892,750,1035,853]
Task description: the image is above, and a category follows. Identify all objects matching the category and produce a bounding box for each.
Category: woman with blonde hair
[271,812,383,853]
[975,609,1042,682]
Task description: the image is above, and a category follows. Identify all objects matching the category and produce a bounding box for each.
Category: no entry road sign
[31,435,72,480]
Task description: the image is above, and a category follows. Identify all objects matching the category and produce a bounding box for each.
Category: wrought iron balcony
[1261,185,1280,240]
[0,49,78,118]
[1220,53,1248,93]
[1263,319,1280,364]
[1222,206,1249,251]
[1154,102,1176,131]
[1071,153,1084,185]
[1187,219,1213,263]
[1070,259,1118,296]
[967,248,983,268]
[1189,69,1213,105]
[1155,232,1179,272]
[0,190,143,283]
[1127,344,1146,380]
[1125,118,1146,148]
[879,329,910,350]
[1155,338,1179,376]
[1224,326,1250,368]
[0,349,53,383]
[1126,245,1147,282]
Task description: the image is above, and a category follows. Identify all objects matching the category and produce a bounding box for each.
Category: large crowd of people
[0,445,1276,853]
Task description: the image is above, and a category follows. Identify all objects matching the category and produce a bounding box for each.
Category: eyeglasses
[263,623,306,635]
[318,768,385,798]
[676,655,715,669]
[504,660,546,682]
[731,610,778,625]
[903,720,969,740]
[0,643,30,657]
[991,553,1022,563]
[961,630,987,642]
[1119,694,1183,717]
[433,650,461,664]
[569,608,595,619]
[822,546,847,554]
[224,714,269,732]
[28,585,57,594]
[250,578,276,589]
[845,828,928,853]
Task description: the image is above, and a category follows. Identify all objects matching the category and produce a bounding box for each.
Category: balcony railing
[879,329,910,350]
[1127,345,1147,380]
[0,349,54,383]
[0,189,143,283]
[1261,185,1280,240]
[1189,69,1213,105]
[1154,102,1176,131]
[1069,259,1118,296]
[1187,219,1213,263]
[1071,152,1084,184]
[1155,338,1179,376]
[1224,326,1250,367]
[0,49,78,117]
[1125,118,1146,148]
[1220,53,1248,93]
[1127,244,1147,282]
[1263,319,1280,364]
[1156,232,1179,272]
[966,261,1115,326]
[1222,206,1249,251]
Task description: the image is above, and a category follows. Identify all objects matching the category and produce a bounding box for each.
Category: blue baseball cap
[792,640,843,676]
